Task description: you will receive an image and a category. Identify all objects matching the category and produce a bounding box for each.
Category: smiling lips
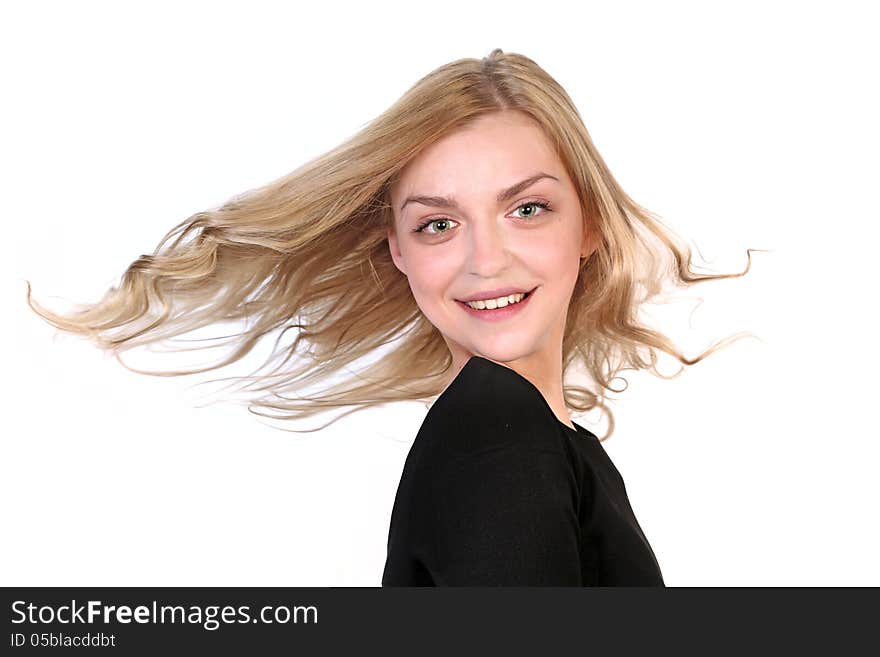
[457,286,535,303]
[462,291,528,310]
[455,287,536,320]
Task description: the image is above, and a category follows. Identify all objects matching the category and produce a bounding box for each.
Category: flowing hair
[24,48,763,440]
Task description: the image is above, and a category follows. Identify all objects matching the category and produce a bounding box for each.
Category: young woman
[381,109,667,586]
[26,48,756,586]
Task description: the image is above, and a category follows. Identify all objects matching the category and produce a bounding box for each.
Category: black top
[381,356,665,586]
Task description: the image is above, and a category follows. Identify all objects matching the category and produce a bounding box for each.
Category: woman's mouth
[455,287,537,321]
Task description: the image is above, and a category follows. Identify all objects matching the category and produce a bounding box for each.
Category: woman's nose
[464,217,511,275]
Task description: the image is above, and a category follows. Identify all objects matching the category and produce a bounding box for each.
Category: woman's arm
[416,444,582,586]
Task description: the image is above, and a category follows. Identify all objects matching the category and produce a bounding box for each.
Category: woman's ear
[580,221,600,260]
[386,227,407,275]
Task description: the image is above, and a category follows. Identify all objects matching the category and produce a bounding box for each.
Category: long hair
[24,48,762,440]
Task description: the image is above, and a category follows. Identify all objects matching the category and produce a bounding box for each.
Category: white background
[2,0,877,586]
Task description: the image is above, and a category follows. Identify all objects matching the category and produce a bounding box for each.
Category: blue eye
[511,200,551,220]
[413,217,453,235]
[411,199,552,235]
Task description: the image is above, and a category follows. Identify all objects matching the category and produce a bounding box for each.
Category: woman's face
[387,110,594,369]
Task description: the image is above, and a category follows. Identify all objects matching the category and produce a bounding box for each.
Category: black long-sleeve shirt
[381,355,665,586]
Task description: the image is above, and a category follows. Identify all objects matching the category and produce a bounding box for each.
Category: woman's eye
[411,200,552,235]
[512,200,551,220]
[412,218,457,235]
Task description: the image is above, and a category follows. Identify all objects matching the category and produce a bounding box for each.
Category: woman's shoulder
[415,356,568,462]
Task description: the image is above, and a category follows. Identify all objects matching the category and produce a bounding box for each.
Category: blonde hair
[25,48,761,440]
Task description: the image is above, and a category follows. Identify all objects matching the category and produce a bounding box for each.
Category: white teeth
[464,292,526,310]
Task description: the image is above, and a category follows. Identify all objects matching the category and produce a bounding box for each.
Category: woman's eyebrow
[398,172,560,213]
